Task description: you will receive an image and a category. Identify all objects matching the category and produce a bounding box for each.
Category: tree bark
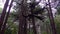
[1,0,14,34]
[47,0,57,34]
[0,0,9,33]
[31,3,37,34]
[18,0,27,34]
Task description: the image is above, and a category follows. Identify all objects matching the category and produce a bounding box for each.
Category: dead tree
[1,0,14,34]
[0,0,9,33]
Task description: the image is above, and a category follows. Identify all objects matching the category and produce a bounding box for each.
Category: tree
[1,0,14,34]
[47,0,57,34]
[0,0,9,33]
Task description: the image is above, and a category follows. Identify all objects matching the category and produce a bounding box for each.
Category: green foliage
[0,8,2,13]
[27,29,34,34]
[42,31,47,34]
[33,5,45,15]
[45,15,60,34]
[4,12,18,34]
[57,7,60,14]
[5,29,12,34]
[54,15,60,34]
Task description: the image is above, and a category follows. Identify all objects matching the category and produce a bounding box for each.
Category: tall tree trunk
[47,0,57,34]
[18,0,27,34]
[30,0,37,34]
[0,0,9,33]
[1,0,14,34]
[23,0,28,34]
[31,3,37,34]
[18,3,24,34]
[31,17,37,34]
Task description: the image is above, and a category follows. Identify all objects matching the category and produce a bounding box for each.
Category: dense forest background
[0,0,60,34]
